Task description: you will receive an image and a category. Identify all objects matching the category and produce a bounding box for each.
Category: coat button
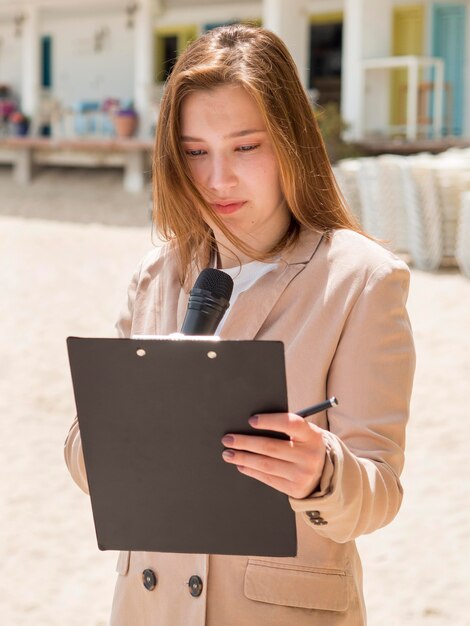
[307,510,328,525]
[142,569,157,591]
[188,575,203,597]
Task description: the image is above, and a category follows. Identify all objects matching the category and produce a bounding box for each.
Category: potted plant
[9,110,30,136]
[113,102,138,138]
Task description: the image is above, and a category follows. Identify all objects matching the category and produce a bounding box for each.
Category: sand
[0,166,469,626]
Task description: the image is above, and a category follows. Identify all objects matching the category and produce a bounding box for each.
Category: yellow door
[391,5,425,129]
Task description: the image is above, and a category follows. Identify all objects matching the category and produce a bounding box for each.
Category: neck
[212,212,290,269]
[216,246,254,269]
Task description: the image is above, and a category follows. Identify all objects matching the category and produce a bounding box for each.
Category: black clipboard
[67,336,297,557]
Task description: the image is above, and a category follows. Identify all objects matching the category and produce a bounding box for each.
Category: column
[406,57,419,140]
[341,0,392,140]
[134,0,156,138]
[433,59,444,139]
[262,0,309,87]
[124,151,146,193]
[21,4,40,120]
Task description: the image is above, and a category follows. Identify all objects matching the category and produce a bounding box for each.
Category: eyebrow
[181,129,266,141]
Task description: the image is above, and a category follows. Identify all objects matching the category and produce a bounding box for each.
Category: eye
[237,144,260,153]
[185,149,206,158]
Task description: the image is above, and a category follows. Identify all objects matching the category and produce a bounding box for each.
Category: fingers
[222,448,293,480]
[221,413,327,499]
[222,448,322,499]
[222,433,296,462]
[221,412,323,466]
[248,412,314,442]
[235,465,303,499]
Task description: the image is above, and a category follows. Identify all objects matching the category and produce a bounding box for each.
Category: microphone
[180,268,234,335]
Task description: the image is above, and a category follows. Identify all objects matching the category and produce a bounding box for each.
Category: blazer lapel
[219,263,303,339]
[220,230,324,340]
[173,228,324,339]
[176,287,190,332]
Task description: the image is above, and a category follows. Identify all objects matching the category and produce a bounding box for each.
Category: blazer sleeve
[64,261,143,494]
[289,258,416,543]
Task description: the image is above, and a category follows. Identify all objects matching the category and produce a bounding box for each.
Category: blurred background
[1,1,470,625]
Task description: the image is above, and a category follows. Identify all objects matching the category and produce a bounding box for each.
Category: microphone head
[193,268,234,301]
[181,269,234,335]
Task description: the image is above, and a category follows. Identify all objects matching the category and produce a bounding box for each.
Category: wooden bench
[0,137,154,193]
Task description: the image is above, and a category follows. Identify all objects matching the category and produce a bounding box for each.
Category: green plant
[314,102,362,163]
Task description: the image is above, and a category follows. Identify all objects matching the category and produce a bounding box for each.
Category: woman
[65,24,415,625]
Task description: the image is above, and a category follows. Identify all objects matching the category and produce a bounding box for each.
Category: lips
[211,200,245,215]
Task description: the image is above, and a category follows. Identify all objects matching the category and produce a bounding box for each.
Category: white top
[216,260,279,334]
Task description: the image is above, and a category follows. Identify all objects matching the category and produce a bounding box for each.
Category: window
[155,26,198,83]
[41,36,52,88]
[309,14,343,106]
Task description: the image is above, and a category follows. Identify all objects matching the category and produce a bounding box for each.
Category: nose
[207,155,237,192]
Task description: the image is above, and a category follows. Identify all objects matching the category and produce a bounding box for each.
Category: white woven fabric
[356,157,382,238]
[456,191,470,278]
[375,155,409,253]
[401,159,443,271]
[334,148,470,269]
[334,159,362,224]
[353,156,409,254]
[433,167,470,256]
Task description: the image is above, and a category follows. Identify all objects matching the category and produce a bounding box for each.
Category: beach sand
[1,166,469,625]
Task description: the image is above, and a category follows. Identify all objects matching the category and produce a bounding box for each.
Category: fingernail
[222,435,234,446]
[248,415,258,426]
[222,450,235,460]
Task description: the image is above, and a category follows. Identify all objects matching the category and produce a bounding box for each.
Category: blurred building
[0,0,468,141]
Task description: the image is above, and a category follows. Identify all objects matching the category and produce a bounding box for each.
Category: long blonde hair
[153,24,362,282]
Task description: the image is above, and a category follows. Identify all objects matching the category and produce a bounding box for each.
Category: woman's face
[180,84,290,266]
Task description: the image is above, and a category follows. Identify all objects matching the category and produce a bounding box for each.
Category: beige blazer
[65,228,415,626]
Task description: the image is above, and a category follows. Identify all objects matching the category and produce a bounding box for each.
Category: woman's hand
[221,412,327,499]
